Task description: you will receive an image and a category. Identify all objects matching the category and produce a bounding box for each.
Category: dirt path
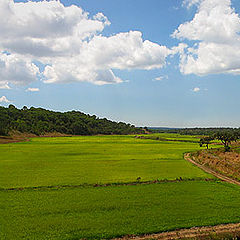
[3,135,240,239]
[114,153,240,240]
[113,223,240,240]
[0,136,30,144]
[184,153,240,186]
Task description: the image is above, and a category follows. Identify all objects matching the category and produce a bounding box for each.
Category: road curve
[184,152,240,186]
[113,152,240,240]
[113,223,240,240]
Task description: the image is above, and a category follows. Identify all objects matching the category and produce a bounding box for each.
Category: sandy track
[184,153,240,186]
[113,223,240,240]
[113,153,240,240]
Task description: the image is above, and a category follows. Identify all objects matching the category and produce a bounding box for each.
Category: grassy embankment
[191,144,240,182]
[1,134,240,239]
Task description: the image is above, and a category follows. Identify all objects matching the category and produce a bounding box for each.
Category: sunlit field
[0,135,211,188]
[1,134,240,239]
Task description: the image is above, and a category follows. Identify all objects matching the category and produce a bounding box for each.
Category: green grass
[0,135,212,189]
[143,133,202,142]
[1,181,240,240]
[1,134,239,240]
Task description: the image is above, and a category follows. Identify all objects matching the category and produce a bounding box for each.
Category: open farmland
[1,134,240,239]
[0,135,212,188]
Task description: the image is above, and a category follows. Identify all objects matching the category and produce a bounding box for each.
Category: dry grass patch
[192,147,240,181]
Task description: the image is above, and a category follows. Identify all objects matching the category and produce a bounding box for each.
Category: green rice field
[1,134,240,239]
[0,135,211,188]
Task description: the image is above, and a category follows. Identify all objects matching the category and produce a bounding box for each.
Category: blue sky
[1,0,240,127]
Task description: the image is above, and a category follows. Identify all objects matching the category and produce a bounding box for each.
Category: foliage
[199,136,215,149]
[213,131,239,152]
[0,106,143,136]
[199,130,240,151]
[151,127,240,137]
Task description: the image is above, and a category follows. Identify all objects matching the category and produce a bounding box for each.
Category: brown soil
[113,223,240,240]
[39,132,72,137]
[0,131,72,144]
[2,133,240,239]
[0,135,30,144]
[191,148,240,182]
[184,153,240,186]
[115,150,240,240]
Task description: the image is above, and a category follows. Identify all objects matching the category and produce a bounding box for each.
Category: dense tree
[213,131,239,152]
[199,131,240,152]
[0,106,143,136]
[150,126,240,152]
[150,127,240,137]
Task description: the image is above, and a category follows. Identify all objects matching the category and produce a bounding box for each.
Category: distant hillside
[149,127,240,135]
[0,105,144,136]
[148,127,180,131]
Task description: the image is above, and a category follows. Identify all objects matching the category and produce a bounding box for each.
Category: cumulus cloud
[0,0,170,86]
[0,52,39,85]
[26,88,40,92]
[173,0,240,76]
[0,0,110,56]
[43,31,170,84]
[0,96,10,103]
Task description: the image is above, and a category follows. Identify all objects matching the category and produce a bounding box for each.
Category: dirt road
[184,153,240,186]
[113,153,240,240]
[113,223,240,240]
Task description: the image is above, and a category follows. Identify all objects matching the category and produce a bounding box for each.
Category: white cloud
[193,87,200,92]
[26,88,39,92]
[0,52,39,85]
[0,81,10,89]
[0,0,109,56]
[0,96,10,103]
[153,75,168,81]
[183,0,202,8]
[174,0,240,76]
[155,76,164,81]
[43,31,170,84]
[0,0,170,86]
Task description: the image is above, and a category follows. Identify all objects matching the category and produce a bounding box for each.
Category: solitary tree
[213,131,239,152]
[199,136,214,149]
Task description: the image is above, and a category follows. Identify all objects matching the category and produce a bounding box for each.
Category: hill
[0,105,143,136]
[149,127,240,136]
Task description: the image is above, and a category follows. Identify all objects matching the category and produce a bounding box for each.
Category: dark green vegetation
[150,127,240,136]
[1,134,240,239]
[0,105,143,136]
[199,136,215,149]
[199,131,240,151]
[138,133,202,143]
[213,131,240,151]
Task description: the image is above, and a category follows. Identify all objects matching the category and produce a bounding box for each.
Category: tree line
[150,127,240,136]
[148,127,240,152]
[0,105,144,136]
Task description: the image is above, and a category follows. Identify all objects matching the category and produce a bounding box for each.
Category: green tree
[213,131,239,152]
[199,136,214,149]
